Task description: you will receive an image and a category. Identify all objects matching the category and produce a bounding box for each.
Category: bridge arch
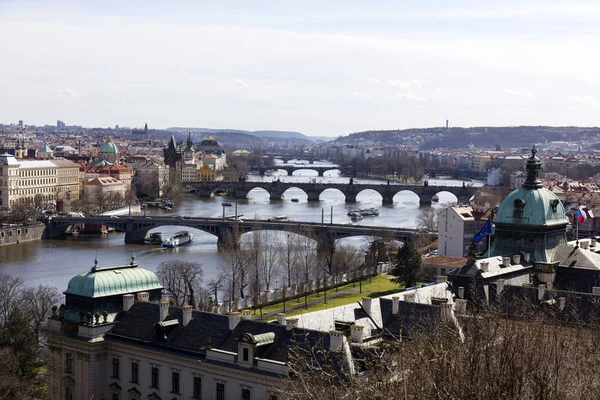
[318,188,346,202]
[281,187,309,201]
[290,168,319,177]
[355,188,383,204]
[246,186,272,201]
[430,190,459,205]
[392,190,421,205]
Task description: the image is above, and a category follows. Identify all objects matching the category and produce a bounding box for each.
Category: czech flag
[577,207,587,223]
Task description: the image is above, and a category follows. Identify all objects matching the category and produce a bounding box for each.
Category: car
[110,215,119,219]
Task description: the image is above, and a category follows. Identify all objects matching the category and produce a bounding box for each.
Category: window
[193,377,202,398]
[242,347,249,362]
[151,367,159,388]
[65,386,73,400]
[112,394,119,400]
[241,388,251,400]
[131,362,139,383]
[216,382,225,400]
[112,358,120,379]
[66,353,73,373]
[171,372,180,394]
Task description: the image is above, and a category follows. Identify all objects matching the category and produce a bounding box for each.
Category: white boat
[353,208,380,216]
[162,231,193,248]
[349,212,363,221]
[269,215,288,221]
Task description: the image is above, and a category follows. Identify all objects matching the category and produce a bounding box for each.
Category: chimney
[123,294,135,312]
[480,261,489,272]
[392,296,400,315]
[228,312,241,330]
[241,309,252,320]
[593,287,600,296]
[440,303,453,321]
[581,240,589,250]
[361,298,372,316]
[523,252,530,263]
[286,317,299,331]
[458,286,465,299]
[161,294,170,304]
[329,330,344,350]
[512,254,521,265]
[159,301,169,321]
[182,305,193,327]
[546,281,553,290]
[350,325,364,343]
[454,299,467,314]
[404,292,415,303]
[559,297,566,311]
[538,284,546,301]
[502,257,511,267]
[592,238,597,248]
[137,292,149,302]
[277,313,286,325]
[436,275,448,284]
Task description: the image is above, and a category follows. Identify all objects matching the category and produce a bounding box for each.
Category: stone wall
[0,223,45,246]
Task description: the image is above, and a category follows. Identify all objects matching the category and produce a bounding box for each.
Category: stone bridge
[45,216,418,253]
[189,181,476,205]
[249,164,340,177]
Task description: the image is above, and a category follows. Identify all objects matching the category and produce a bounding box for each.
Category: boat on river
[162,231,193,248]
[144,232,163,245]
[432,195,440,203]
[349,212,363,221]
[347,208,380,217]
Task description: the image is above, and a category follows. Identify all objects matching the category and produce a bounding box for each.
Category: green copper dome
[495,146,568,227]
[64,259,162,298]
[99,137,119,154]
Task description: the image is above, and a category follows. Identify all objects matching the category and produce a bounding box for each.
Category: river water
[0,162,482,292]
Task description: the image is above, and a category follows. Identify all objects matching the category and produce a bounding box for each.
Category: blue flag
[474,217,492,243]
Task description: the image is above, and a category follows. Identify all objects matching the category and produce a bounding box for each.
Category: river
[0,163,482,292]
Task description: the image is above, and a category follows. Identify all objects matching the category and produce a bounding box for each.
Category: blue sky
[1,0,599,136]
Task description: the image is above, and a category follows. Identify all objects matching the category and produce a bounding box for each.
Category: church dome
[495,147,568,227]
[99,137,119,154]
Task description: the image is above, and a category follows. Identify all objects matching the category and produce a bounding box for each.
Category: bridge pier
[382,193,394,205]
[317,171,324,177]
[317,231,335,256]
[345,193,357,203]
[306,191,320,202]
[196,188,213,199]
[217,225,240,251]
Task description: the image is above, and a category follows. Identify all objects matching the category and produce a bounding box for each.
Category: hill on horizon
[167,127,317,142]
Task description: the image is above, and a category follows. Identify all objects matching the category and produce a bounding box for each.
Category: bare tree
[156,260,204,308]
[280,232,300,288]
[261,230,281,291]
[416,207,438,231]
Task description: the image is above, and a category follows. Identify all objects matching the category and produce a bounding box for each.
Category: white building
[0,153,80,209]
[486,167,503,187]
[438,206,488,257]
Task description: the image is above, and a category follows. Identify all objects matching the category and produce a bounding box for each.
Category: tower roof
[99,136,119,154]
[64,256,162,299]
[494,146,568,227]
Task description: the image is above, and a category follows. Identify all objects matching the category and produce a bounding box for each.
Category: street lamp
[222,203,232,221]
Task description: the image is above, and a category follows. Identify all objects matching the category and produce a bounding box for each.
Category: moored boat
[162,231,193,248]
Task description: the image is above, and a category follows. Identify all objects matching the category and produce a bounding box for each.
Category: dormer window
[513,199,525,217]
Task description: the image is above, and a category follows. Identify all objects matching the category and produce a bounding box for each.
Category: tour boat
[358,208,380,216]
[269,215,288,221]
[349,212,363,221]
[162,231,193,248]
[144,232,163,245]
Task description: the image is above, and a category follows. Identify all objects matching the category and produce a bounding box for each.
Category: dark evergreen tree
[391,241,421,287]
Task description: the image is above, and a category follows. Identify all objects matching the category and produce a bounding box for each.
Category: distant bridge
[189,180,476,205]
[249,164,340,177]
[45,216,419,252]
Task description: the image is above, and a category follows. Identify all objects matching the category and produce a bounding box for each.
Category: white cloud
[367,77,380,84]
[235,78,248,87]
[500,89,533,97]
[397,93,426,102]
[56,87,80,99]
[386,80,427,89]
[567,95,600,109]
[351,91,374,100]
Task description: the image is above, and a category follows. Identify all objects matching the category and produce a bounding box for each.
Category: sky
[1,0,600,136]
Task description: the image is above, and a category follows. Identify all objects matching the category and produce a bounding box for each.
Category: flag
[474,217,492,243]
[577,207,588,223]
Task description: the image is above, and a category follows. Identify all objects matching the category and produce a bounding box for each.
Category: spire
[185,132,194,152]
[168,135,177,150]
[523,145,542,189]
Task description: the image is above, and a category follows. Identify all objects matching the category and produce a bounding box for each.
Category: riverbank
[0,223,45,246]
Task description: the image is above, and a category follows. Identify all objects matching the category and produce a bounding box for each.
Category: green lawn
[253,275,406,318]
